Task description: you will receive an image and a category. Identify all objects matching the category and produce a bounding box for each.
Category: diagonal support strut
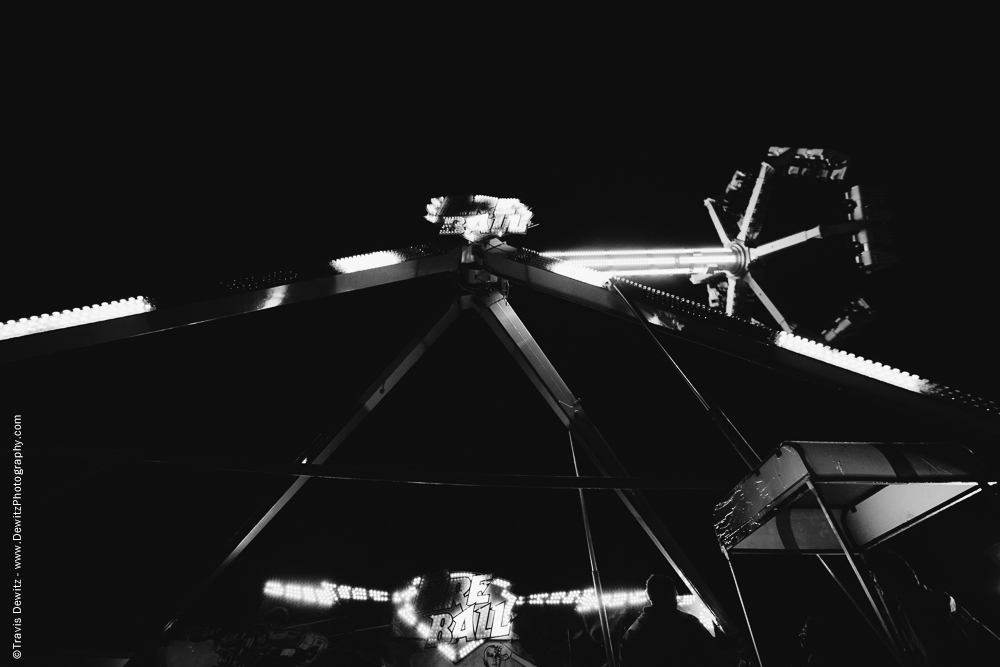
[464,290,741,640]
[161,298,463,633]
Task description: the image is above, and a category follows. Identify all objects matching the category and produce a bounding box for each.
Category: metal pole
[857,551,911,660]
[610,282,761,469]
[160,298,463,634]
[814,554,899,659]
[614,283,770,665]
[806,480,907,665]
[470,291,740,639]
[722,548,763,667]
[569,431,617,667]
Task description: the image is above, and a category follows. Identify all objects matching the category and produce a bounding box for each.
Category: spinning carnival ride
[7,147,998,666]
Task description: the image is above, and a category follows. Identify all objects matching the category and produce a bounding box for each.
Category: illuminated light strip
[541,249,739,279]
[774,331,927,393]
[547,260,727,283]
[263,580,388,608]
[548,254,735,267]
[528,587,713,632]
[559,588,716,635]
[457,639,484,659]
[548,260,611,287]
[573,589,649,612]
[0,297,154,341]
[266,575,717,637]
[677,254,736,265]
[330,250,406,274]
[566,257,682,267]
[264,580,337,608]
[583,268,710,277]
[542,248,731,257]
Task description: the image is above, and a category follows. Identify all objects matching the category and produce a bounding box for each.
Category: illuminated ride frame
[5,153,999,666]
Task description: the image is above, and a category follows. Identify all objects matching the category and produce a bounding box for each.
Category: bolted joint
[458,266,500,293]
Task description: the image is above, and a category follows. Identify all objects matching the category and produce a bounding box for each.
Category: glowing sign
[425,195,535,242]
[393,571,519,662]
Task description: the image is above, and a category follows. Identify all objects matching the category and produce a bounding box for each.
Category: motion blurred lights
[262,580,388,608]
[263,580,337,608]
[425,197,446,222]
[262,285,287,309]
[394,580,422,628]
[676,594,718,636]
[526,587,648,611]
[437,644,457,661]
[548,260,611,287]
[330,250,405,274]
[425,195,535,241]
[774,332,926,393]
[527,587,715,632]
[543,248,726,257]
[393,572,519,657]
[0,297,154,341]
[457,639,484,659]
[540,248,739,277]
[572,588,649,613]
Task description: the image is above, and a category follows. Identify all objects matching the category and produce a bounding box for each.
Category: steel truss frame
[7,237,999,666]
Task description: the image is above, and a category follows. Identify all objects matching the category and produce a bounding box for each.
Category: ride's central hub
[725,241,750,279]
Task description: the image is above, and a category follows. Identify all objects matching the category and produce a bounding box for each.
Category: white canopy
[714,441,987,554]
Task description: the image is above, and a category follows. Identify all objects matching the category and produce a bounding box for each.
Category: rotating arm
[0,243,465,364]
[480,241,999,436]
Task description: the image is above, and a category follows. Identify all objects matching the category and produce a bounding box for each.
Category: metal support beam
[611,283,761,469]
[569,432,617,667]
[483,242,1000,438]
[814,554,899,659]
[750,227,822,258]
[743,273,795,334]
[704,199,732,246]
[1,244,465,364]
[737,162,775,243]
[465,290,741,640]
[34,445,728,489]
[161,298,463,633]
[722,548,763,667]
[749,220,870,260]
[806,480,906,665]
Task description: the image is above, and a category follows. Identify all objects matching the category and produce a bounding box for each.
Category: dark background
[7,8,997,667]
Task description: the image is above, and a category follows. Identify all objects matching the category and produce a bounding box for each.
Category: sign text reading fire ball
[422,574,514,647]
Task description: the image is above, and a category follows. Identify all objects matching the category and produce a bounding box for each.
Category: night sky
[9,9,998,667]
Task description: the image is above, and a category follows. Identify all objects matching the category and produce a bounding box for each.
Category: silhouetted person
[868,551,999,667]
[619,574,726,666]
